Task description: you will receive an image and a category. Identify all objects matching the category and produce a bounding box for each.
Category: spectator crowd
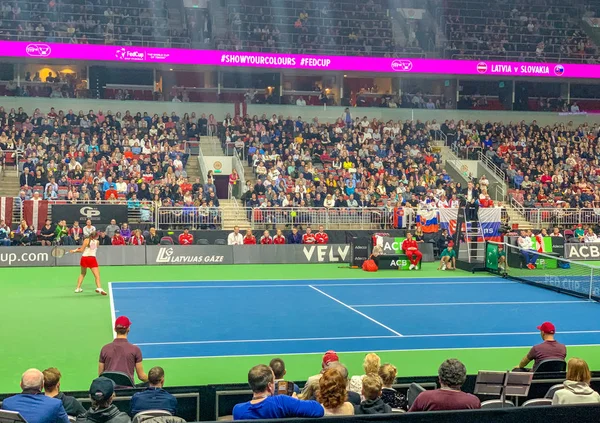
[2,317,598,423]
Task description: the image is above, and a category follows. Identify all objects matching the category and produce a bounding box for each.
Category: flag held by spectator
[0,197,14,226]
[23,200,49,232]
[417,209,439,233]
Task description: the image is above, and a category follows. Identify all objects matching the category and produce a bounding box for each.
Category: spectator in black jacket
[97,231,113,246]
[146,227,161,245]
[437,229,453,253]
[287,227,302,244]
[43,368,86,417]
[82,377,130,423]
[20,167,35,188]
[354,374,392,415]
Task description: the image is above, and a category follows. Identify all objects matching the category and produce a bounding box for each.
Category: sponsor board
[564,243,600,260]
[147,245,233,265]
[52,204,128,225]
[0,247,54,267]
[302,245,350,263]
[379,237,435,262]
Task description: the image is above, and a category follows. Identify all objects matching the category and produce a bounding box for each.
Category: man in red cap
[301,351,339,394]
[98,316,148,384]
[516,321,566,371]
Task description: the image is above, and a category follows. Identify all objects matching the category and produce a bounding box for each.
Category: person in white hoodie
[552,358,600,405]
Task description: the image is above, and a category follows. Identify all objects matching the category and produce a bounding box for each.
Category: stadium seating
[220,0,402,57]
[443,0,599,63]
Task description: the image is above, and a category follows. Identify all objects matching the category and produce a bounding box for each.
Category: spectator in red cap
[302,351,339,394]
[516,322,567,371]
[98,316,148,384]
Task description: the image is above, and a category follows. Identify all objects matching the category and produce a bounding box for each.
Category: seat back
[132,410,173,423]
[534,359,567,373]
[197,238,210,245]
[480,399,515,409]
[160,236,174,245]
[544,383,564,399]
[407,382,425,408]
[100,371,135,388]
[214,239,227,245]
[522,398,553,407]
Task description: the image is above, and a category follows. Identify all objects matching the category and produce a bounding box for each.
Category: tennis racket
[50,247,70,258]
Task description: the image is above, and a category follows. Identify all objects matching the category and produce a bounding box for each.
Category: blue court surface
[109,277,600,360]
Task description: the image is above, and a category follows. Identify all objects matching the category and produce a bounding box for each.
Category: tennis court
[3,263,600,394]
[111,276,600,360]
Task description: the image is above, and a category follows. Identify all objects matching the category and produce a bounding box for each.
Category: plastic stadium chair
[132,410,172,423]
[197,239,210,245]
[407,383,425,408]
[544,384,564,399]
[214,239,227,245]
[522,398,553,407]
[160,236,174,245]
[533,359,567,373]
[480,399,515,409]
[100,371,135,388]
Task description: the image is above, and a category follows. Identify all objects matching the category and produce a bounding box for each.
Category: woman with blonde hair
[552,358,600,405]
[317,368,354,415]
[379,364,408,410]
[349,353,381,395]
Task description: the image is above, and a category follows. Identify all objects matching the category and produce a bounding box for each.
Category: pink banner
[2,41,595,78]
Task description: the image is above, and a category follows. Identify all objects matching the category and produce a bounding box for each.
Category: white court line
[108,282,116,340]
[111,281,514,290]
[136,334,399,346]
[137,330,600,348]
[308,285,403,337]
[143,343,600,361]
[351,300,585,308]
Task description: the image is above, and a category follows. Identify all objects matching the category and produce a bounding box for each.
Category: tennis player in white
[70,231,107,295]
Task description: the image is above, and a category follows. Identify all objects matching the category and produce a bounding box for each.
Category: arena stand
[220,0,419,57]
[443,0,600,63]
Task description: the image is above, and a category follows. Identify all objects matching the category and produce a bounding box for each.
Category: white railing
[197,154,208,185]
[445,144,470,182]
[155,206,223,230]
[0,150,20,176]
[522,208,600,228]
[477,151,506,183]
[244,207,398,229]
[230,150,246,200]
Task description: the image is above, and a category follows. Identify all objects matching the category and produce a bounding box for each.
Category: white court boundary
[308,285,403,337]
[108,282,116,339]
[110,281,515,290]
[109,278,600,360]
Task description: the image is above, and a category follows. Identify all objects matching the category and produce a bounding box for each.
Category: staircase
[0,169,20,198]
[185,153,201,181]
[220,199,250,230]
[208,0,229,40]
[504,203,533,230]
[199,136,224,156]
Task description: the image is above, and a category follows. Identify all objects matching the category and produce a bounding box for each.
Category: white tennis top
[83,239,99,257]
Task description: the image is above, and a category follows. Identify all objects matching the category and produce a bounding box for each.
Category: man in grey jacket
[81,377,130,423]
[104,219,120,239]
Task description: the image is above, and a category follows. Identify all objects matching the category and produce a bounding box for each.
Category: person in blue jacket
[1,368,69,423]
[233,365,324,420]
[287,227,303,244]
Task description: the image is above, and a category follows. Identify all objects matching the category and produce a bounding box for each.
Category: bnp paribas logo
[115,47,145,61]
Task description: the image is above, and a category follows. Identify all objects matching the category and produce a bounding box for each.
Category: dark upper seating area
[218,0,421,57]
[443,0,600,63]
